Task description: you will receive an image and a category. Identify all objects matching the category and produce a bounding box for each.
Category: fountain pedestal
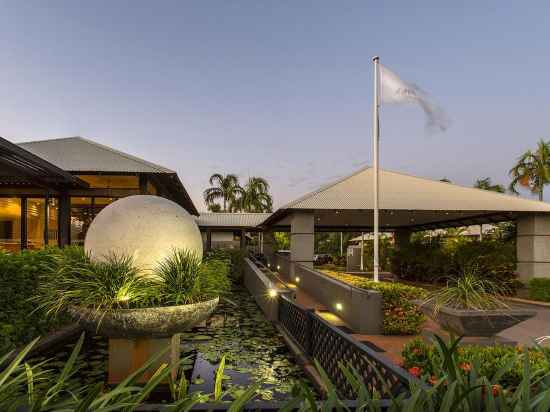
[108,334,181,384]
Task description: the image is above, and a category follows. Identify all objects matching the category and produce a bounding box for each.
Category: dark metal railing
[278,295,414,399]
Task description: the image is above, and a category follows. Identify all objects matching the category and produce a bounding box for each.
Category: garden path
[498,302,550,346]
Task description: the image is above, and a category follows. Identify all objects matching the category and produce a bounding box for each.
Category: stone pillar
[206,228,212,252]
[290,211,315,278]
[394,228,412,251]
[263,230,276,265]
[517,214,550,282]
[240,229,246,250]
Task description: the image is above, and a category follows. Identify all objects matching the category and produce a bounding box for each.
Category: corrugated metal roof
[196,213,272,228]
[18,137,175,173]
[280,166,550,212]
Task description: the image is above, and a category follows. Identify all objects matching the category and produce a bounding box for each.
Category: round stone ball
[84,195,203,272]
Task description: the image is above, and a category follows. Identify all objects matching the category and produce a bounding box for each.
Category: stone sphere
[84,195,203,271]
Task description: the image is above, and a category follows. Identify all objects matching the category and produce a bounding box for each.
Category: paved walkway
[498,302,550,347]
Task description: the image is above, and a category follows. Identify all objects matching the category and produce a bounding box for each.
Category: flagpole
[372,56,380,282]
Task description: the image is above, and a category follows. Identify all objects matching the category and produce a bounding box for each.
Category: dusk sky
[2,1,549,210]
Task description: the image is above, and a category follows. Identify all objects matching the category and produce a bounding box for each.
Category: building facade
[0,136,198,251]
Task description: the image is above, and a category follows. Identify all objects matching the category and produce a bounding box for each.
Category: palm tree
[240,177,273,212]
[203,173,243,212]
[509,139,550,201]
[474,177,505,193]
[207,203,222,212]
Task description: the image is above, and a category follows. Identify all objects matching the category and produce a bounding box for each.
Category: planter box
[68,297,219,338]
[416,302,536,337]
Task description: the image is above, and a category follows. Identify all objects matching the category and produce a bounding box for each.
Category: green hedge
[528,278,550,302]
[204,248,246,283]
[390,236,518,288]
[0,248,69,353]
[322,271,427,335]
[402,338,550,388]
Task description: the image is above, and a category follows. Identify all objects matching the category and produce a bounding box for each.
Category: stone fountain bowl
[68,297,219,338]
[415,301,536,337]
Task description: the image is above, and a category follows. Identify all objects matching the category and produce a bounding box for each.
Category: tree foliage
[509,139,550,200]
[203,173,273,212]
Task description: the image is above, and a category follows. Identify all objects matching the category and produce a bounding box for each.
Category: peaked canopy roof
[19,137,175,173]
[196,213,271,229]
[262,166,550,230]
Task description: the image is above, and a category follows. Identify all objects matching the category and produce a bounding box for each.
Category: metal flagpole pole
[372,56,380,282]
[360,231,364,271]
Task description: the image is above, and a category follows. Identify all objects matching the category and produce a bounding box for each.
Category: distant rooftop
[19,136,175,174]
[196,212,272,228]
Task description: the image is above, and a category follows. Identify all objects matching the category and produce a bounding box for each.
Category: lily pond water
[32,286,311,401]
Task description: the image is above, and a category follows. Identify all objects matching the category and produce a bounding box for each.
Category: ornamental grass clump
[422,270,510,315]
[36,246,231,318]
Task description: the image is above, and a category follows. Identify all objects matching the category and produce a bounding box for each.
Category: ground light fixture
[335,302,343,311]
[295,276,300,283]
[277,265,281,271]
[268,289,278,298]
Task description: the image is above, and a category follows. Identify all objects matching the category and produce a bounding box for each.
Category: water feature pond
[31,286,312,402]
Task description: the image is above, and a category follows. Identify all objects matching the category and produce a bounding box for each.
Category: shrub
[390,236,518,289]
[402,337,550,388]
[0,248,69,353]
[324,272,427,335]
[204,248,246,282]
[528,278,550,302]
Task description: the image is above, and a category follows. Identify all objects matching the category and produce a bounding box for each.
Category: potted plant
[416,271,535,337]
[37,247,230,338]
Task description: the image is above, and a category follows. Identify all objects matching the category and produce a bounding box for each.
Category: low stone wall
[273,252,291,281]
[243,258,293,321]
[294,264,383,334]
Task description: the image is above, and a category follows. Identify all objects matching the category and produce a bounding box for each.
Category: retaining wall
[294,264,383,334]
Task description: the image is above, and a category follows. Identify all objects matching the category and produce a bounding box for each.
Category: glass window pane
[48,198,59,247]
[76,175,139,189]
[27,198,45,249]
[0,198,21,252]
[70,197,93,246]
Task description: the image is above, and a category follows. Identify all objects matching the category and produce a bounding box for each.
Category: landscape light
[267,263,271,268]
[268,289,278,298]
[295,276,300,283]
[276,265,280,270]
[335,303,343,311]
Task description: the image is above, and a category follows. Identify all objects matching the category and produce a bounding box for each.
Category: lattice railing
[278,295,414,399]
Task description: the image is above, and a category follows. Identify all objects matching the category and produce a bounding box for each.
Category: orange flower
[492,384,501,397]
[428,375,438,385]
[412,348,423,355]
[459,362,472,372]
[408,366,422,377]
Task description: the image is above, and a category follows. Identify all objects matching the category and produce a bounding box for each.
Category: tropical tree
[474,177,505,193]
[203,173,243,212]
[240,177,273,212]
[509,139,550,201]
[207,203,222,212]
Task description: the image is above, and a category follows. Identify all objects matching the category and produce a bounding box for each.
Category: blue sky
[2,1,549,209]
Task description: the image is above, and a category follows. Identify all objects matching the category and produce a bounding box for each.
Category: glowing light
[335,303,343,311]
[267,263,271,268]
[268,289,278,298]
[295,277,300,283]
[276,265,281,270]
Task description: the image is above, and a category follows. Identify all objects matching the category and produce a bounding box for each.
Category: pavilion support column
[205,228,212,252]
[240,229,246,250]
[263,230,276,265]
[394,228,412,251]
[517,214,550,282]
[290,211,314,279]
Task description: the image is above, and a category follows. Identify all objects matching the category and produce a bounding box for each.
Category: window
[76,174,140,189]
[0,198,21,252]
[70,197,93,245]
[48,198,59,246]
[70,197,116,245]
[27,198,45,249]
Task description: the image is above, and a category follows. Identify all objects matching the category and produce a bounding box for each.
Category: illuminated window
[48,198,59,246]
[76,174,140,189]
[70,197,93,245]
[0,198,21,252]
[27,198,45,249]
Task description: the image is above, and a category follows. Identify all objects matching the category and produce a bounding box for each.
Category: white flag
[379,64,450,132]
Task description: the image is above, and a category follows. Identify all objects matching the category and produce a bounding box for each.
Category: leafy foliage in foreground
[322,271,427,335]
[528,278,550,302]
[3,333,550,410]
[403,337,550,389]
[0,248,70,353]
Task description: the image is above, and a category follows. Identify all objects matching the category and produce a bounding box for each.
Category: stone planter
[68,297,219,338]
[416,301,536,337]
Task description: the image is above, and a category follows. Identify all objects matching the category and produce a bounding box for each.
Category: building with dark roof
[0,136,197,250]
